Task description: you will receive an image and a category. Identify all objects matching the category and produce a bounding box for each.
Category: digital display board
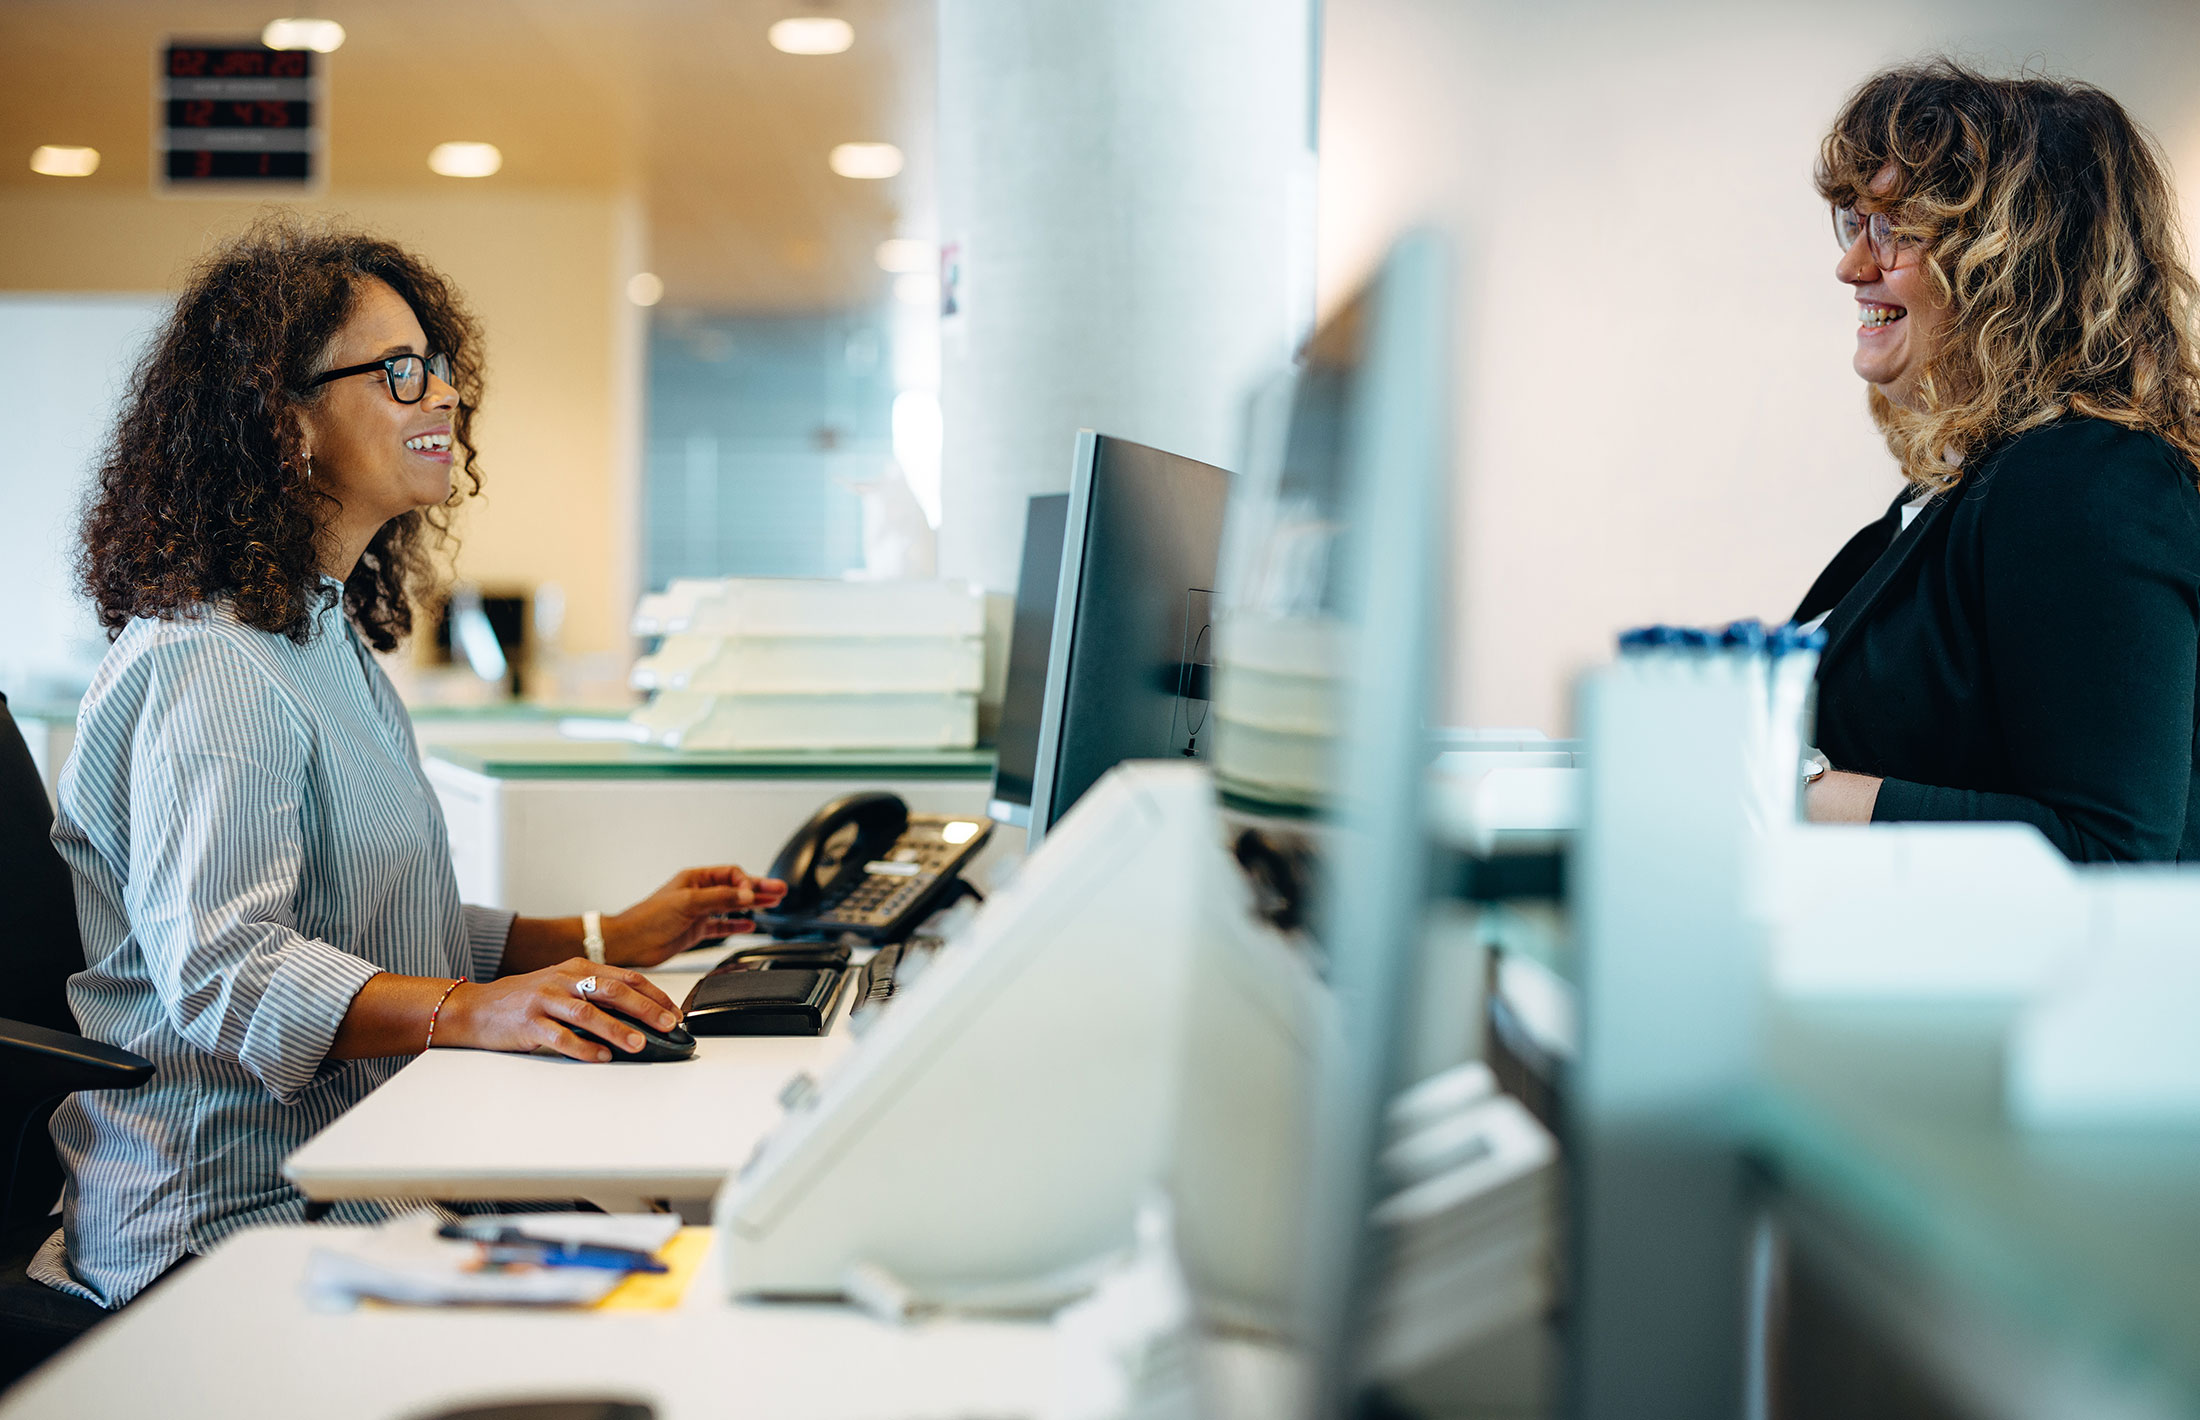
[157,41,323,193]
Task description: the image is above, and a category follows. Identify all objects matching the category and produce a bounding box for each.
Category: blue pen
[437,1222,669,1273]
[483,1242,669,1273]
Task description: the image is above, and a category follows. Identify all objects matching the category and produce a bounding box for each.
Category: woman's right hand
[437,958,683,1063]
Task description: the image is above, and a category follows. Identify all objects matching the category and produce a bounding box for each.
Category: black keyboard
[849,934,948,1020]
[855,941,905,1012]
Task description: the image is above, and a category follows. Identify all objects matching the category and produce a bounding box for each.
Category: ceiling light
[875,238,933,274]
[428,142,502,178]
[30,145,99,177]
[627,273,665,307]
[894,273,940,306]
[769,17,854,55]
[830,142,903,180]
[262,18,346,52]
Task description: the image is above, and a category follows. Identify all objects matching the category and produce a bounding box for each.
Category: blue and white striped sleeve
[369,644,513,981]
[464,903,515,980]
[122,639,381,1103]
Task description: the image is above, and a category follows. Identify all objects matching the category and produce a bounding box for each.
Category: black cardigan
[1798,419,2200,863]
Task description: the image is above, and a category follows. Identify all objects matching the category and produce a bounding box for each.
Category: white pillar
[935,0,1316,592]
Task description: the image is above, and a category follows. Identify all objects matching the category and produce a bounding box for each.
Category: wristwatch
[582,910,607,964]
[1801,749,1831,784]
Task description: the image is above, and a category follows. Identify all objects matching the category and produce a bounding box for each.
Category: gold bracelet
[425,977,467,1052]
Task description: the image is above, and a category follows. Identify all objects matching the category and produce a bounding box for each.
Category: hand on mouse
[435,959,682,1062]
[602,866,790,968]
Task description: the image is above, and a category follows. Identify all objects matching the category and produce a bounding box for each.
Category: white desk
[0,1225,1054,1420]
[284,954,851,1214]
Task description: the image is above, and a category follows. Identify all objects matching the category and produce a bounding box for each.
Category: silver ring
[575,975,599,997]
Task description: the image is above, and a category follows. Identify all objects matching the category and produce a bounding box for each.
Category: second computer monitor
[1025,431,1232,847]
[986,493,1070,829]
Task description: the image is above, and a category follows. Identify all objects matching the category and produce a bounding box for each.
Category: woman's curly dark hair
[80,215,485,651]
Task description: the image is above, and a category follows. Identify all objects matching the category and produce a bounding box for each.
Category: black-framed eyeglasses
[307,351,452,404]
[1831,205,1915,270]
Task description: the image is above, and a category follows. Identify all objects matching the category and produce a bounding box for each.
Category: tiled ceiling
[0,0,935,311]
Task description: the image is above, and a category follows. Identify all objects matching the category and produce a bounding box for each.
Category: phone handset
[765,792,909,919]
[754,792,992,944]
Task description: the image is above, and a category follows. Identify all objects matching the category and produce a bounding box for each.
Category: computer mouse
[568,1006,696,1063]
[423,1402,653,1420]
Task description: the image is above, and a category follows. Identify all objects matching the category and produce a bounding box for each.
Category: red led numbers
[159,41,317,191]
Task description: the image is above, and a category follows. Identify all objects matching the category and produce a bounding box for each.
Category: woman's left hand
[604,866,789,968]
[1805,769,1884,823]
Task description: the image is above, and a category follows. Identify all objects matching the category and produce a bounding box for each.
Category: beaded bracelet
[425,977,467,1052]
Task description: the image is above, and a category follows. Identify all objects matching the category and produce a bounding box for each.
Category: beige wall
[0,186,644,661]
[1321,0,2200,733]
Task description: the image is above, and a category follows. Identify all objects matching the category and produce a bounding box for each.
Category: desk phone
[682,794,990,1036]
[752,792,991,945]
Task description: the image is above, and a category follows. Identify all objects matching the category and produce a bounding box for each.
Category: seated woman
[38,219,787,1308]
[1800,61,2200,861]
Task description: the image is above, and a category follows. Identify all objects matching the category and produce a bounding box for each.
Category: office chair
[0,693,153,1391]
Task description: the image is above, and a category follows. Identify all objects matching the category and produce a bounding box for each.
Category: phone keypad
[814,823,978,927]
[823,868,936,926]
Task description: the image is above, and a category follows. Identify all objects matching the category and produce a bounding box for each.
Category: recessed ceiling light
[769,17,854,55]
[830,142,903,180]
[627,273,665,307]
[30,145,99,177]
[894,273,940,307]
[875,238,933,274]
[428,142,502,178]
[262,18,346,53]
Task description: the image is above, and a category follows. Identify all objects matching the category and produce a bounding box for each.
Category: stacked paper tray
[1212,611,1347,803]
[630,633,984,696]
[1364,1077,1558,1385]
[633,577,986,639]
[625,577,986,751]
[630,689,978,752]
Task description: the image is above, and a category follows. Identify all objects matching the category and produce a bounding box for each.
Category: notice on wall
[938,238,966,353]
[156,40,323,195]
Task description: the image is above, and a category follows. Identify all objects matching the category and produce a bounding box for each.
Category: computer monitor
[1211,233,1453,1414]
[986,493,1070,829]
[711,256,1446,1349]
[1024,431,1232,848]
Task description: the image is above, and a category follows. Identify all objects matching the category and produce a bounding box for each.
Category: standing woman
[38,219,785,1308]
[1798,61,2200,861]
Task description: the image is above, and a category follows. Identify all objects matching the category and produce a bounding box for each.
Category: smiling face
[296,277,459,566]
[1838,167,1953,409]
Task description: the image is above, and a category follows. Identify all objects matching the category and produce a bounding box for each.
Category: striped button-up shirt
[42,588,514,1307]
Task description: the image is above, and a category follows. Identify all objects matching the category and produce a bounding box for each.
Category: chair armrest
[0,1017,154,1096]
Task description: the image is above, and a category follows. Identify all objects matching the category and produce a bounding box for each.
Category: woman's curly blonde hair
[1817,59,2200,490]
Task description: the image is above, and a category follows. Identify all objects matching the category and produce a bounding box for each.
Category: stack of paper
[305,1212,683,1309]
[624,578,987,751]
[1362,1068,1558,1391]
[1211,611,1347,807]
